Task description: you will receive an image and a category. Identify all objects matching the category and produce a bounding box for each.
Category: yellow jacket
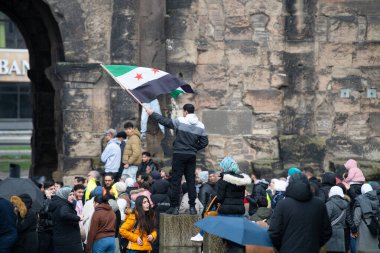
[123,129,142,165]
[85,177,97,200]
[119,212,157,251]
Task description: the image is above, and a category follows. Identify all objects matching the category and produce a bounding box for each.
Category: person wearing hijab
[49,187,83,253]
[10,194,38,253]
[325,186,348,253]
[216,156,251,215]
[353,184,379,253]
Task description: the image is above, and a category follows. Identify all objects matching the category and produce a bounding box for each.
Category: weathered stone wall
[11,0,377,180]
[165,0,380,179]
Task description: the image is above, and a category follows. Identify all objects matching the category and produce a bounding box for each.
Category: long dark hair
[135,195,156,234]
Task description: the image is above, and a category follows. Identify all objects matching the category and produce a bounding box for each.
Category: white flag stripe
[115,67,168,90]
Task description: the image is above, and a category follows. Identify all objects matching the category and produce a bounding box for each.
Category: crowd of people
[0,103,379,253]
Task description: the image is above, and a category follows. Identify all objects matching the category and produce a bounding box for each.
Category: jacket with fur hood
[123,129,142,166]
[216,172,251,215]
[151,112,208,155]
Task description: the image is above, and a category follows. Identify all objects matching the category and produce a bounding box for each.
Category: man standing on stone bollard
[101,129,122,181]
[145,103,208,215]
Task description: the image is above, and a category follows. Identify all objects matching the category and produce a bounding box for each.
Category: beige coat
[123,128,142,165]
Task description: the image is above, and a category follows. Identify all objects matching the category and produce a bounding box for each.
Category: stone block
[194,90,227,109]
[225,16,252,41]
[63,110,93,132]
[244,90,283,113]
[326,136,363,159]
[369,112,380,136]
[346,114,370,140]
[203,233,223,253]
[63,88,93,110]
[63,132,103,157]
[159,214,202,247]
[318,43,353,68]
[354,43,380,67]
[203,109,252,135]
[208,5,225,26]
[166,62,197,82]
[61,157,93,173]
[222,0,245,17]
[193,65,227,90]
[206,136,227,161]
[55,63,103,83]
[166,39,198,64]
[245,68,271,90]
[367,15,380,41]
[198,49,225,65]
[252,114,279,136]
[167,0,194,10]
[315,16,328,42]
[165,14,198,40]
[333,96,361,113]
[244,136,280,160]
[279,135,326,167]
[245,1,283,16]
[224,137,254,159]
[328,16,358,42]
[363,138,380,161]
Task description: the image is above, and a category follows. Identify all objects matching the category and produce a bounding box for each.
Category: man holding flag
[145,104,208,215]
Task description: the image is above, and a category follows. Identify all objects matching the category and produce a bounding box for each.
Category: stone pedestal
[203,233,224,253]
[159,213,202,253]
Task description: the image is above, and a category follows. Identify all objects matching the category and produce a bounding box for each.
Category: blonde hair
[10,196,27,218]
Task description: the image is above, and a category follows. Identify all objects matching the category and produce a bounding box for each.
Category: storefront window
[0,83,32,119]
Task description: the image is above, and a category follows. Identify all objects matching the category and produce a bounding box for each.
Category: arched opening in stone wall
[0,0,64,178]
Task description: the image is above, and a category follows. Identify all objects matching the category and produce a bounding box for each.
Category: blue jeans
[92,236,115,253]
[127,250,148,253]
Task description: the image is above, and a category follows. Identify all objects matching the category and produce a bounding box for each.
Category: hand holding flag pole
[100,63,148,110]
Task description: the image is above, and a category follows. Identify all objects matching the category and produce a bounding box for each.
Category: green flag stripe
[170,88,185,98]
[105,65,138,77]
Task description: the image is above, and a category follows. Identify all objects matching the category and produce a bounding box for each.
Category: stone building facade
[1,0,379,181]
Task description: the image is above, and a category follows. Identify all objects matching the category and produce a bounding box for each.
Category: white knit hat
[274,180,288,192]
[329,186,344,198]
[125,177,135,187]
[361,183,373,195]
[114,182,127,194]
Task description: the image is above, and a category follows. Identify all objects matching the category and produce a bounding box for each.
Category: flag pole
[100,63,148,110]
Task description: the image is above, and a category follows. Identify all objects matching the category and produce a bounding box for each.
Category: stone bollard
[203,233,224,253]
[159,213,202,253]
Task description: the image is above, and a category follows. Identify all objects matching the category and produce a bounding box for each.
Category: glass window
[0,82,32,119]
[0,12,26,49]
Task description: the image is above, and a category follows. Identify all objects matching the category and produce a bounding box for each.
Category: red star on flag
[135,73,143,81]
[152,69,160,74]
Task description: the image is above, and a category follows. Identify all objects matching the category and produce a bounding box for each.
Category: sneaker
[189,206,197,215]
[191,233,203,242]
[166,206,179,215]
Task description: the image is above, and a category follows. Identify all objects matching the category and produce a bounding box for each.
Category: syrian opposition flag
[103,65,194,103]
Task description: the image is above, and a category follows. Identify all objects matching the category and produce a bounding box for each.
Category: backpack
[363,214,379,236]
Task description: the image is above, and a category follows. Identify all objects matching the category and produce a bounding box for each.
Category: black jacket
[216,172,251,215]
[13,194,38,253]
[152,112,208,155]
[151,179,171,213]
[198,182,217,208]
[320,172,336,202]
[49,196,82,253]
[247,180,269,215]
[38,196,53,232]
[137,159,158,178]
[268,174,332,253]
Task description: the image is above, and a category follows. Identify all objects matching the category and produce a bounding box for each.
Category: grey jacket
[354,191,379,253]
[152,112,208,155]
[325,196,348,252]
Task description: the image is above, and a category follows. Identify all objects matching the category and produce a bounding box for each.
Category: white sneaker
[191,233,204,242]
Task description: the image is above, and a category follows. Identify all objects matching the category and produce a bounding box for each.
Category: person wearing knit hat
[219,156,240,174]
[151,170,161,181]
[353,183,379,252]
[325,186,348,253]
[114,182,127,195]
[10,194,38,253]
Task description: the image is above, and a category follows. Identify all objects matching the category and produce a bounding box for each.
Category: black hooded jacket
[247,180,269,215]
[268,174,332,253]
[151,179,171,212]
